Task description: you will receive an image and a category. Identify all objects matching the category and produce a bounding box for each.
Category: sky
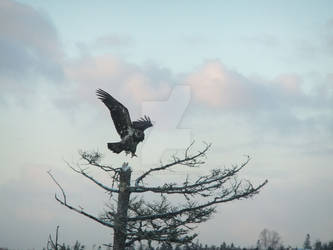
[0,0,333,249]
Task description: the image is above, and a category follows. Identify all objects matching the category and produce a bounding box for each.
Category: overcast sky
[1,1,333,249]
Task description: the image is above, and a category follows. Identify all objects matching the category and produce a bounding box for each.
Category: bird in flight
[96,89,153,157]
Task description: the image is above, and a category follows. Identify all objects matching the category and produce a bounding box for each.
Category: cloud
[94,34,134,48]
[64,54,173,117]
[0,0,326,132]
[240,33,280,47]
[323,18,333,55]
[184,60,307,110]
[0,0,64,96]
[273,74,303,95]
[185,60,256,108]
[67,56,308,110]
[61,53,332,141]
[1,0,329,152]
[75,33,134,56]
[289,18,333,61]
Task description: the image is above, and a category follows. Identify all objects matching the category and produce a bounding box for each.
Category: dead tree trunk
[113,165,131,250]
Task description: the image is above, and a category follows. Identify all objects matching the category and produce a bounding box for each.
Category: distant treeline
[37,238,332,250]
[132,239,333,250]
[1,237,332,250]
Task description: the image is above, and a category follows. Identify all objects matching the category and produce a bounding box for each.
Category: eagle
[96,89,153,157]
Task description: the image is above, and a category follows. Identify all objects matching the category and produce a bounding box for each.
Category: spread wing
[96,89,132,138]
[132,115,153,131]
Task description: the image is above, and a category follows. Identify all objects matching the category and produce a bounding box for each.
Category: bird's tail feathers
[107,142,124,154]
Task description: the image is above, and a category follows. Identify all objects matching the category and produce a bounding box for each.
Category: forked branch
[135,142,211,186]
[47,171,115,229]
[132,156,251,195]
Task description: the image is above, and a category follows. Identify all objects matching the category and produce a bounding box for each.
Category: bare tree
[47,225,60,250]
[46,226,86,250]
[49,143,267,249]
[304,234,312,250]
[257,229,282,250]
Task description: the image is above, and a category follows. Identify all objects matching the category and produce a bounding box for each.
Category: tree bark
[113,165,131,250]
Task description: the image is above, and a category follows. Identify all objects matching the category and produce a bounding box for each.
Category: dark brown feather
[96,89,132,138]
[132,115,153,131]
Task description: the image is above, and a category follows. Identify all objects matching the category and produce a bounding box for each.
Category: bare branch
[54,194,115,228]
[48,170,115,229]
[47,170,66,204]
[66,162,119,193]
[79,150,120,173]
[132,156,251,196]
[135,143,211,186]
[127,179,267,222]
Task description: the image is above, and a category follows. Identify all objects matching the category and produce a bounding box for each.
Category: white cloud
[64,53,173,118]
[0,0,65,104]
[185,60,255,108]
